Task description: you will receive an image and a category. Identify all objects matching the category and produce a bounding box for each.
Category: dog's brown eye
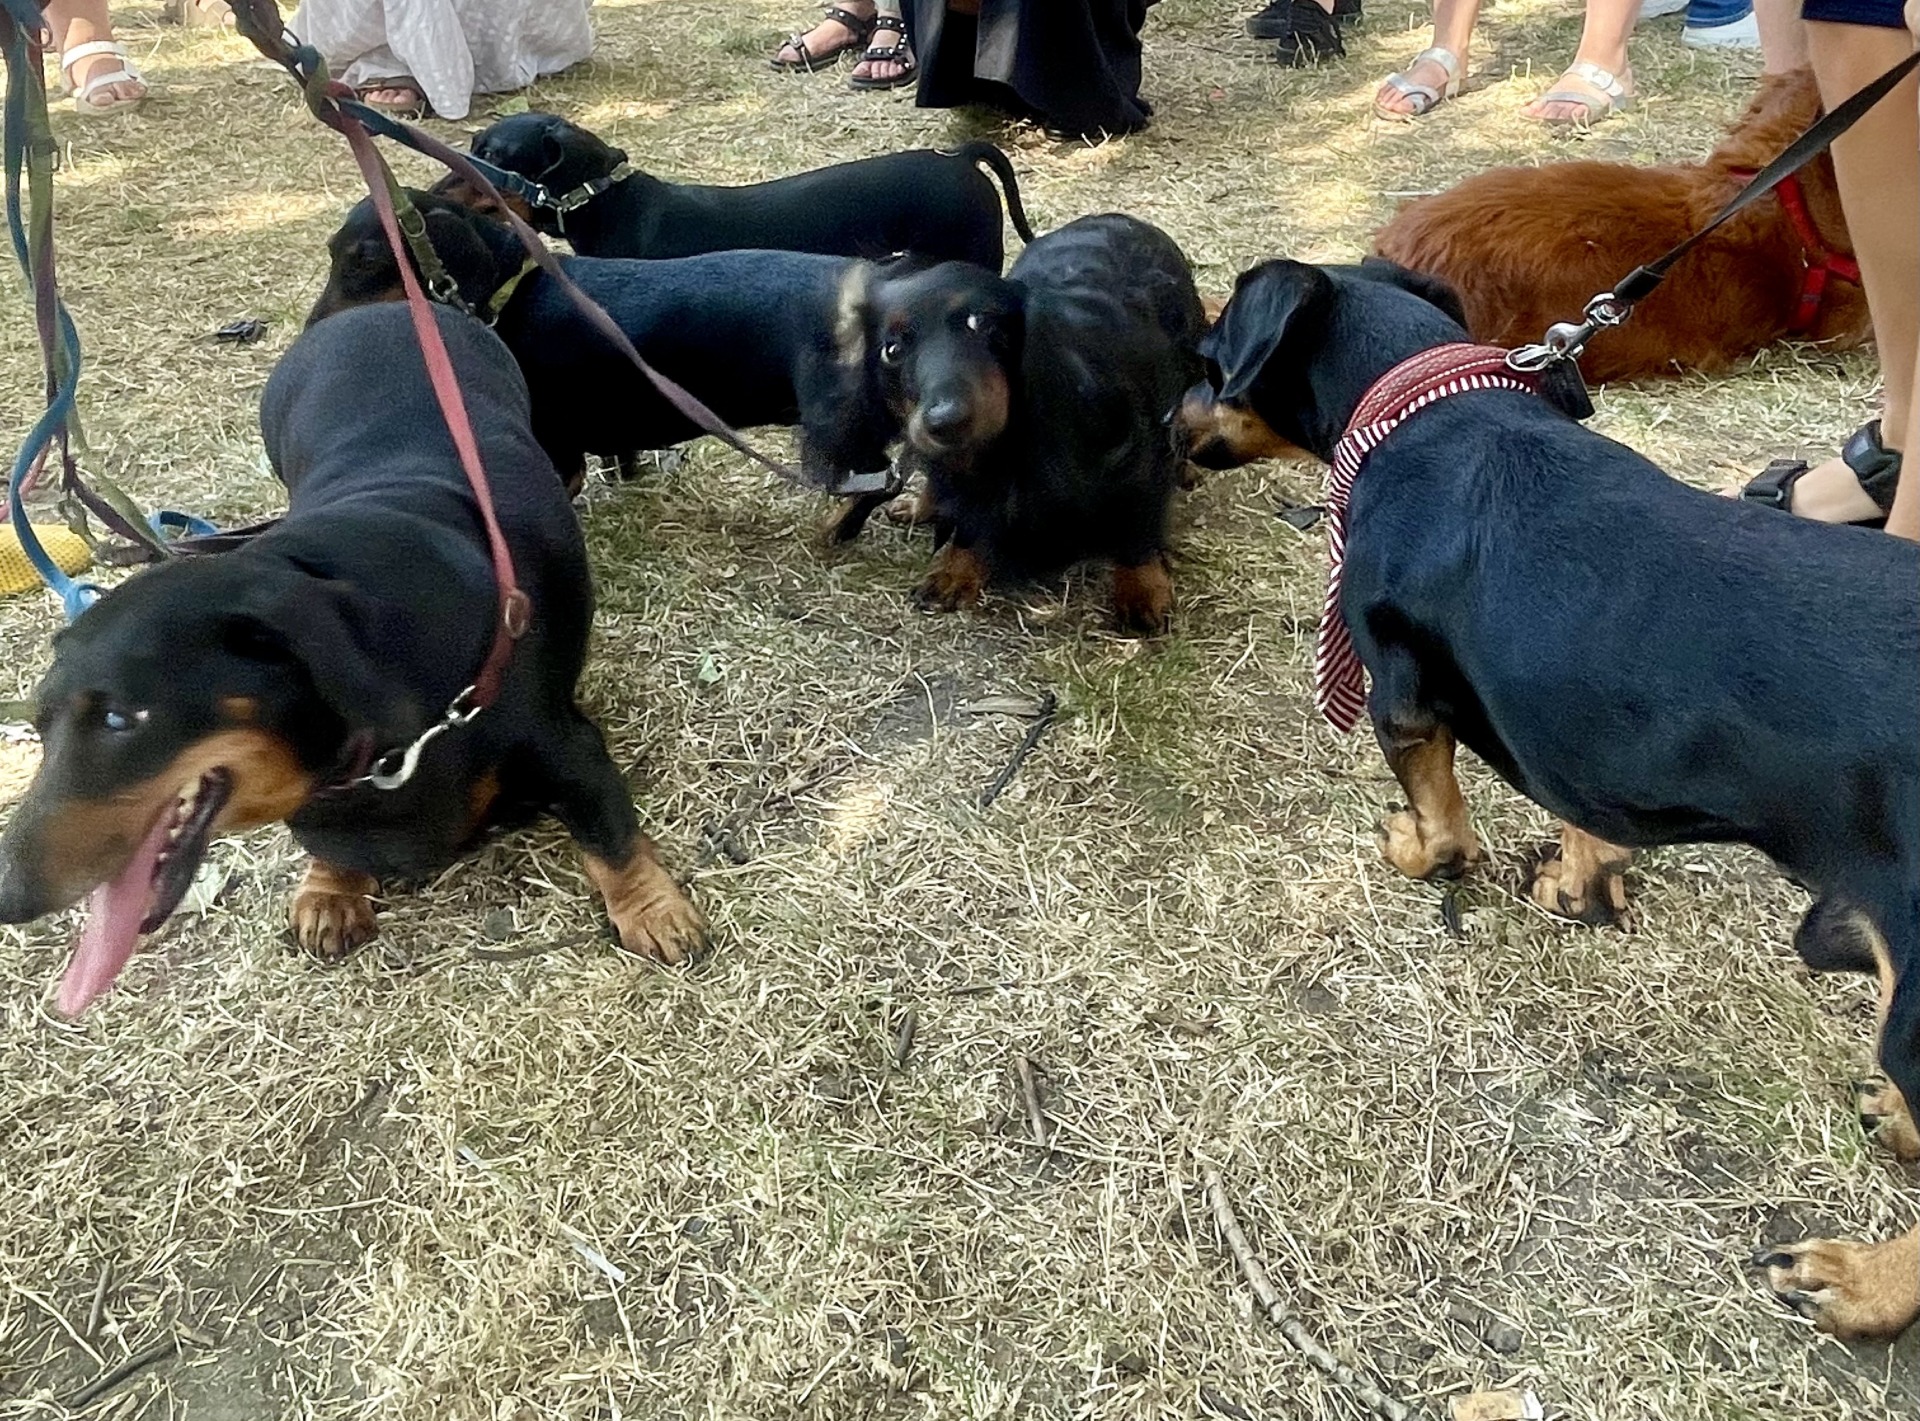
[880,339,905,365]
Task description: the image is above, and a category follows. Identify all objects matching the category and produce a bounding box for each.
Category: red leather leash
[342,119,528,711]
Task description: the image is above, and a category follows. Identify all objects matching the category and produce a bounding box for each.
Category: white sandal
[61,40,148,115]
[1373,46,1462,121]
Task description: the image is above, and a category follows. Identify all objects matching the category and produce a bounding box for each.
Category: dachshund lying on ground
[830,213,1206,633]
[1176,257,1919,1340]
[1372,69,1867,383]
[311,191,897,493]
[0,303,706,1013]
[439,112,1035,271]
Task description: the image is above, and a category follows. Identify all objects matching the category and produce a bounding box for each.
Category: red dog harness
[1729,170,1860,335]
[1315,344,1545,733]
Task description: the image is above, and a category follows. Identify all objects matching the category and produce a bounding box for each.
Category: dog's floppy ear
[222,568,417,751]
[1357,256,1469,329]
[1537,361,1595,423]
[1207,260,1334,402]
[800,263,900,484]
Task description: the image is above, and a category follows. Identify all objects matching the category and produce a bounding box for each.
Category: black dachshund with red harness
[1176,256,1920,1341]
[828,213,1206,633]
[438,112,1035,271]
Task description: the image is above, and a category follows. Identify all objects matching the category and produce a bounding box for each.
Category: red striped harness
[1314,344,1546,733]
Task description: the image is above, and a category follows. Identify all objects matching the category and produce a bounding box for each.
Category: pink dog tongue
[56,809,171,1017]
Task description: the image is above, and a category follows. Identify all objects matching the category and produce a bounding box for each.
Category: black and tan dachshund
[0,303,706,1015]
[830,213,1206,633]
[438,112,1035,270]
[1176,256,1920,1341]
[311,191,897,493]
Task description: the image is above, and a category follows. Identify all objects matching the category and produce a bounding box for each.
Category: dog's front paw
[1758,1233,1920,1339]
[1528,842,1630,925]
[289,863,380,961]
[1859,1080,1920,1160]
[1110,558,1173,636]
[884,486,933,525]
[1380,810,1482,880]
[585,843,707,966]
[915,546,987,613]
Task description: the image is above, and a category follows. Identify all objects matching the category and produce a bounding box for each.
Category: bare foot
[1740,456,1888,523]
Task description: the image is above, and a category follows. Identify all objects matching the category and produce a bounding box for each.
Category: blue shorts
[1802,0,1907,27]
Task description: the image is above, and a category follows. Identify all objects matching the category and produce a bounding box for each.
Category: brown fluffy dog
[1371,70,1868,383]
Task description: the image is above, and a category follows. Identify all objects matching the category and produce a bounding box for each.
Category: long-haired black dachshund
[310,191,897,494]
[438,112,1034,271]
[829,213,1206,633]
[1176,256,1920,1341]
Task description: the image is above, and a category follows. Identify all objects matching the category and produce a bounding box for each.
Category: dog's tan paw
[1110,557,1173,637]
[289,863,379,961]
[585,843,707,966]
[915,545,987,614]
[1529,829,1631,925]
[1759,1231,1920,1339]
[1859,1081,1920,1160]
[1380,810,1482,881]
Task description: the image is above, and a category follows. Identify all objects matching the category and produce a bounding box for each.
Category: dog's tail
[955,141,1037,245]
[1793,895,1883,974]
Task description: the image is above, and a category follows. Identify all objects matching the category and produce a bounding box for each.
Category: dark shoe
[1742,420,1901,527]
[1273,0,1352,66]
[1248,0,1358,38]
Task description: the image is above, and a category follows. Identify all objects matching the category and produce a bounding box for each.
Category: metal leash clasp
[1507,291,1631,372]
[358,686,484,792]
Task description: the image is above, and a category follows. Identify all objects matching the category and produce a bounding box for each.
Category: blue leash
[2,0,97,620]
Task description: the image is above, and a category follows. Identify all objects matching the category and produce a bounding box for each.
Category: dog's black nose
[921,400,970,439]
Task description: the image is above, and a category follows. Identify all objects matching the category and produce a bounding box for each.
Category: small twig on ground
[1201,1168,1427,1421]
[84,1262,112,1340]
[978,692,1058,809]
[1198,1386,1259,1420]
[468,933,591,963]
[66,1335,180,1408]
[1014,1055,1050,1149]
[892,1008,917,1070]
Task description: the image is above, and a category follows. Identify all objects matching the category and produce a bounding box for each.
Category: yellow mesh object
[0,523,91,597]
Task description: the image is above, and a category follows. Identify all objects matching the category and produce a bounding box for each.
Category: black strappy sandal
[1742,420,1902,528]
[770,6,876,72]
[849,15,917,90]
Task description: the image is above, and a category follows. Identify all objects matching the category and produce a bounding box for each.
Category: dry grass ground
[0,1,1914,1417]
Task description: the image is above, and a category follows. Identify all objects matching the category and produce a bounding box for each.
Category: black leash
[1509,51,1920,371]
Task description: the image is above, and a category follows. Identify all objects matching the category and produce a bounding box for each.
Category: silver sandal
[1373,47,1461,121]
[1525,60,1635,127]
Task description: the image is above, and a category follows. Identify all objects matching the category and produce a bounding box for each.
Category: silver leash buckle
[359,685,483,792]
[1507,292,1630,372]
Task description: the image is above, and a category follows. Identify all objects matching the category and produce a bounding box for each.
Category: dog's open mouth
[58,768,233,1017]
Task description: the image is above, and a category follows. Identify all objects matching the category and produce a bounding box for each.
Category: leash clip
[1506,291,1630,372]
[832,459,903,499]
[359,685,482,792]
